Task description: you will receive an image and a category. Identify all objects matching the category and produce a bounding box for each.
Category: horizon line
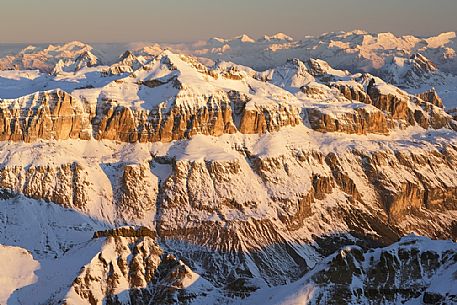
[1,29,456,45]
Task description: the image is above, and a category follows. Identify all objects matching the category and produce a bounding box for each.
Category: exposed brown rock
[411,95,454,129]
[310,238,456,305]
[312,174,335,200]
[367,78,454,131]
[94,94,242,142]
[0,161,160,223]
[367,79,415,125]
[0,90,91,142]
[93,226,156,239]
[117,163,158,223]
[0,162,90,210]
[0,87,299,143]
[229,91,301,134]
[325,153,362,203]
[355,147,457,223]
[1,83,451,144]
[307,106,389,134]
[416,88,444,108]
[333,83,372,104]
[278,192,314,231]
[66,234,200,305]
[300,83,328,95]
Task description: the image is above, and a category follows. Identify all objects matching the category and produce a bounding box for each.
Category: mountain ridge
[0,36,457,304]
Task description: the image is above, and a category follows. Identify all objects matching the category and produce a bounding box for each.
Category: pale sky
[1,0,456,43]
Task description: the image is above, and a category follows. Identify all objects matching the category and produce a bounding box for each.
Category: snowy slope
[0,196,108,304]
[0,30,457,108]
[0,41,98,73]
[246,236,457,305]
[0,245,39,305]
[0,39,456,304]
[1,30,456,108]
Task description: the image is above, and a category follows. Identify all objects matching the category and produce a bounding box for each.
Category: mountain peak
[19,45,38,54]
[61,40,91,50]
[261,33,294,42]
[426,31,457,48]
[348,29,369,35]
[120,50,135,60]
[305,58,349,77]
[52,49,99,74]
[208,37,227,45]
[409,53,437,70]
[257,58,314,92]
[233,34,255,43]
[45,41,93,54]
[379,53,442,88]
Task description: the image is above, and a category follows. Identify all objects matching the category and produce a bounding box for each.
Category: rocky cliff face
[92,94,300,143]
[0,53,455,144]
[0,160,158,225]
[332,82,373,104]
[1,125,456,304]
[262,58,456,135]
[2,85,447,143]
[366,77,454,130]
[0,90,92,141]
[306,105,389,134]
[0,50,457,305]
[416,88,444,108]
[314,237,457,305]
[247,236,457,305]
[65,227,212,305]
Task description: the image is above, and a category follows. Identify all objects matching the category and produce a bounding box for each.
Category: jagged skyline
[1,0,456,43]
[1,1,457,303]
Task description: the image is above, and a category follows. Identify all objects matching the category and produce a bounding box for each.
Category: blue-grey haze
[1,0,456,43]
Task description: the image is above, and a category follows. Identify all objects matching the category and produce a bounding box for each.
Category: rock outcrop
[332,82,372,104]
[65,228,209,305]
[416,88,444,108]
[0,162,91,210]
[0,90,92,141]
[93,96,237,143]
[366,79,415,125]
[307,105,389,134]
[1,48,457,305]
[307,236,457,305]
[366,77,454,130]
[0,160,159,224]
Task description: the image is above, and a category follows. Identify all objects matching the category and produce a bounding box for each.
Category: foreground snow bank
[0,245,39,304]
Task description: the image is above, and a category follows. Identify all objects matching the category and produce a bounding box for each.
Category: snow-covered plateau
[0,31,456,304]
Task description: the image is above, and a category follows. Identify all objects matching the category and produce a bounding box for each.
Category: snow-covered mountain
[246,235,457,305]
[0,39,456,304]
[52,50,100,75]
[1,30,456,109]
[380,54,441,87]
[167,30,457,110]
[184,30,457,74]
[0,41,98,73]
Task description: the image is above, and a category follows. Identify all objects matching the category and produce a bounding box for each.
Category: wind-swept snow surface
[0,33,456,304]
[0,245,39,304]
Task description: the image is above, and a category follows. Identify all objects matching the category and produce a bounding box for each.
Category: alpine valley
[0,30,457,305]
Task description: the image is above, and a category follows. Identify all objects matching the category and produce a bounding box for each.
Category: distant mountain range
[1,30,456,109]
[0,31,456,305]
